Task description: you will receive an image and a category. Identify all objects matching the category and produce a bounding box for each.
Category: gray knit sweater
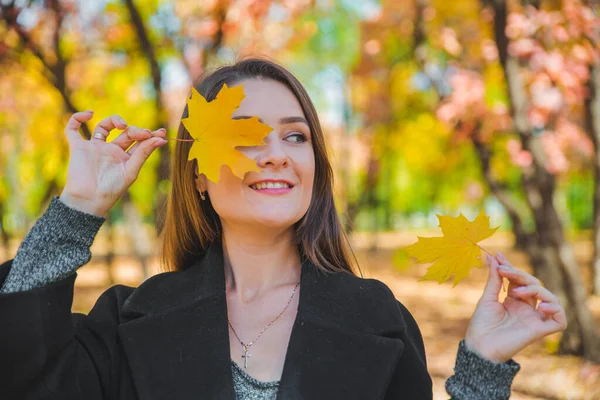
[1,196,521,399]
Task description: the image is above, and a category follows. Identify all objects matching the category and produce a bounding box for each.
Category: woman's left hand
[464,252,567,363]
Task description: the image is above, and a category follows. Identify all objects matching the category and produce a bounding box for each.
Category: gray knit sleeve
[0,195,105,294]
[446,340,521,399]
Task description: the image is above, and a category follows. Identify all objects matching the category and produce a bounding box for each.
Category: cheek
[206,168,245,212]
[301,156,315,202]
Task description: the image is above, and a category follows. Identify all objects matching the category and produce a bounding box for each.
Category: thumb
[65,110,94,145]
[480,254,503,302]
[125,137,166,178]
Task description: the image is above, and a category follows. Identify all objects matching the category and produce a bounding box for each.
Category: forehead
[230,78,305,119]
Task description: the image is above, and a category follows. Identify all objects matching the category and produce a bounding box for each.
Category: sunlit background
[1,0,599,398]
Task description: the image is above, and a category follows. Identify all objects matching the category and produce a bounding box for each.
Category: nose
[255,135,289,169]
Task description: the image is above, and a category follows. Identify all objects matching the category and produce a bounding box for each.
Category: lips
[248,179,295,190]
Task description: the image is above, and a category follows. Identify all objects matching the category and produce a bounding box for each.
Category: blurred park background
[1,0,600,398]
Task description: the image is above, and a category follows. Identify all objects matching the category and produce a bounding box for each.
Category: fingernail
[513,286,526,292]
[85,110,94,113]
[144,129,152,134]
[117,116,127,125]
[498,264,511,270]
[497,252,505,260]
[486,255,491,264]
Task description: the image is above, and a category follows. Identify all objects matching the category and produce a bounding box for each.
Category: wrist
[59,192,109,217]
[464,335,509,364]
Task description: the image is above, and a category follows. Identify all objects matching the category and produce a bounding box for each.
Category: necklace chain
[228,281,300,368]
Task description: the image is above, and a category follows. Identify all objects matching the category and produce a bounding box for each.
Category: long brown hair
[159,57,360,276]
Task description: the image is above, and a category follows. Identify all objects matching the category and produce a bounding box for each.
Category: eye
[285,132,307,143]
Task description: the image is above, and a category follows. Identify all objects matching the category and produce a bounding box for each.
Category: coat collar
[118,240,405,400]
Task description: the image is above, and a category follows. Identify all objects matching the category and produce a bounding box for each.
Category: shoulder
[85,281,138,322]
[322,270,399,307]
[84,267,188,323]
[320,272,428,367]
[307,270,410,335]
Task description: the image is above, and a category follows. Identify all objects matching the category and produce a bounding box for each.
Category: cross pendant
[241,346,251,369]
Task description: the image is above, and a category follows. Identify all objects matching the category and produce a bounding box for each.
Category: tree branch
[0,1,91,139]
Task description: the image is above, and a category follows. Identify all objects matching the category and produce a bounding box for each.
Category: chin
[248,208,302,228]
[253,215,298,229]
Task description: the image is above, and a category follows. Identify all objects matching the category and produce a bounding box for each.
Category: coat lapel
[276,259,405,400]
[118,241,235,399]
[117,240,405,400]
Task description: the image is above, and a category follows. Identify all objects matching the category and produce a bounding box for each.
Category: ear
[194,165,208,193]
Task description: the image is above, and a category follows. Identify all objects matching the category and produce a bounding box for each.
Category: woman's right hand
[59,111,168,217]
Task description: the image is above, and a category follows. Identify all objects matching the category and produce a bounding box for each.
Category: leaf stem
[163,138,195,142]
[476,243,506,292]
[476,243,493,256]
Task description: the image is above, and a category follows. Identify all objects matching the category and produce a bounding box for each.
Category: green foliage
[564,171,594,231]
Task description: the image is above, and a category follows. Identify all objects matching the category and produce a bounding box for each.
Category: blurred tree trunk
[124,0,231,236]
[584,59,600,296]
[414,0,531,249]
[123,0,170,234]
[345,143,380,233]
[488,0,600,362]
[471,130,531,250]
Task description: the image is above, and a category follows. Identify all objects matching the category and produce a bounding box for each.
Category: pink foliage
[481,39,499,62]
[506,139,533,167]
[508,38,540,58]
[556,118,594,157]
[435,0,598,174]
[436,69,486,126]
[541,131,570,173]
[441,27,462,56]
[501,0,598,173]
[465,181,484,202]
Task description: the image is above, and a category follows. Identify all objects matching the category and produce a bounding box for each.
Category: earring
[200,191,206,201]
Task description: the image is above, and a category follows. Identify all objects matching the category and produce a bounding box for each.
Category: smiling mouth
[249,182,294,190]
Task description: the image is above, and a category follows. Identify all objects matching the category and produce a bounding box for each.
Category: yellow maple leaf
[182,83,272,183]
[404,210,499,286]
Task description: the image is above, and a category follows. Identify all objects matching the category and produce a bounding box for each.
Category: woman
[0,59,566,400]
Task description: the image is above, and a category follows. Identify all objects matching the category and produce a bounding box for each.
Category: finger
[510,284,543,308]
[497,264,541,288]
[124,137,168,178]
[112,127,157,150]
[92,115,128,141]
[537,302,561,315]
[153,128,167,139]
[125,128,167,154]
[496,252,540,283]
[495,252,512,267]
[65,110,94,144]
[507,277,537,307]
[537,302,567,331]
[512,284,559,304]
[480,254,503,302]
[519,283,568,332]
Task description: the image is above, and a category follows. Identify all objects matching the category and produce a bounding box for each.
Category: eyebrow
[232,115,310,126]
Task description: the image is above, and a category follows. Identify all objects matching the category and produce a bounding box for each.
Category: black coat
[0,241,433,399]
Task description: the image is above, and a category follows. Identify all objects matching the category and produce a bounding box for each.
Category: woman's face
[196,78,315,232]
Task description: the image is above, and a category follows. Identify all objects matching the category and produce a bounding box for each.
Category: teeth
[250,182,291,190]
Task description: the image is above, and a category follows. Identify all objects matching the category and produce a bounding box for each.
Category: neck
[221,222,302,303]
